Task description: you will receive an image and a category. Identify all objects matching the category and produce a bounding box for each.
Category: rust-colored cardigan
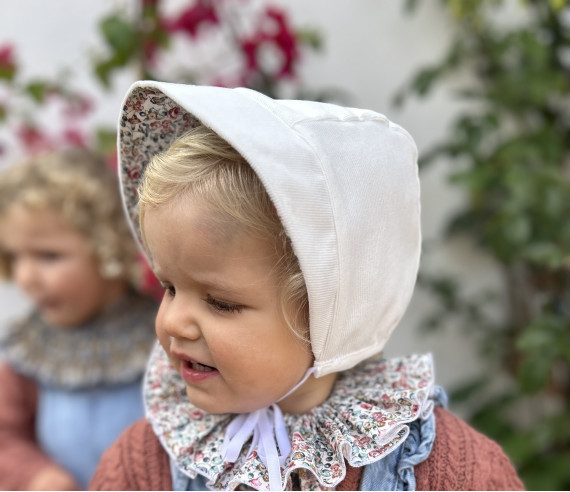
[0,364,54,491]
[89,407,524,491]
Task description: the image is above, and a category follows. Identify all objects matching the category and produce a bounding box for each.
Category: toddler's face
[143,194,317,414]
[0,205,126,327]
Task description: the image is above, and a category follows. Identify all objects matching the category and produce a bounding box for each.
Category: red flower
[266,7,298,77]
[166,0,218,38]
[239,6,299,81]
[106,150,118,171]
[140,254,163,300]
[61,128,87,147]
[0,44,15,69]
[17,124,53,154]
[167,106,181,119]
[63,94,93,119]
[143,38,160,66]
[0,44,17,80]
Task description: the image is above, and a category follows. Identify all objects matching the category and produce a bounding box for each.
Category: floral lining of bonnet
[0,292,157,389]
[145,343,436,491]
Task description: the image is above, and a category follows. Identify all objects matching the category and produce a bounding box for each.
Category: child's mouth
[180,357,219,383]
[188,360,216,372]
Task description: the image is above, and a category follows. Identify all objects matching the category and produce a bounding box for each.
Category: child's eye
[37,251,63,262]
[160,283,176,297]
[205,295,243,314]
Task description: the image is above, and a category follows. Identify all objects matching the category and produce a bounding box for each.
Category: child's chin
[185,388,269,415]
[40,311,79,329]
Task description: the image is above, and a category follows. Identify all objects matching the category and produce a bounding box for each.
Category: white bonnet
[118,81,421,377]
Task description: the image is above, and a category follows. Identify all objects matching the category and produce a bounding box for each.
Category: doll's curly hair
[0,148,141,286]
[138,125,310,345]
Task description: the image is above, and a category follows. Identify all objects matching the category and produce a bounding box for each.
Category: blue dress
[0,292,158,488]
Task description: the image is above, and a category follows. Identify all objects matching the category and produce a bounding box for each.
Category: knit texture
[89,407,525,491]
[415,408,525,491]
[0,365,52,490]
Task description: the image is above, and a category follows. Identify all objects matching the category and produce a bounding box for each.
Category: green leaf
[295,28,323,51]
[0,65,16,81]
[25,81,49,103]
[99,15,138,60]
[95,127,117,155]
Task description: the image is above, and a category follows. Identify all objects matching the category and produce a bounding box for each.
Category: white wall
[0,0,507,410]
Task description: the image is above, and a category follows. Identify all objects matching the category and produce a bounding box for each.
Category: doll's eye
[205,295,243,314]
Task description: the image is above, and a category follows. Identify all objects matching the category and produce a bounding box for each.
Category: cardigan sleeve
[0,363,56,490]
[89,418,172,491]
[414,407,525,491]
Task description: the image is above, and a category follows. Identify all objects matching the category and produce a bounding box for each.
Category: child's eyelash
[205,295,243,314]
[160,284,176,297]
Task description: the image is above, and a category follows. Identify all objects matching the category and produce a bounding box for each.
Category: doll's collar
[144,343,435,491]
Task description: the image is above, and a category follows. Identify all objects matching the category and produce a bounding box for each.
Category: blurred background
[0,0,568,489]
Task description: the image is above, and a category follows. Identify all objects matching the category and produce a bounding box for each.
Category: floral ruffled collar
[0,291,158,389]
[145,343,435,491]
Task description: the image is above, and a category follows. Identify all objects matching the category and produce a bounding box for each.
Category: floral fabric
[145,342,435,491]
[119,87,200,245]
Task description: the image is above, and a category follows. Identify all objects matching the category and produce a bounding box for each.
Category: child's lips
[38,298,59,310]
[172,350,219,383]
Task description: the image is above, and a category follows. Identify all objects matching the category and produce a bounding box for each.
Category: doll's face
[142,194,333,415]
[0,205,126,328]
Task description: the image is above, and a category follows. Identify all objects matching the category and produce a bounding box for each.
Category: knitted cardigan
[89,407,525,491]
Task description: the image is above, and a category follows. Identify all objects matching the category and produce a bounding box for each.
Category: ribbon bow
[221,368,315,491]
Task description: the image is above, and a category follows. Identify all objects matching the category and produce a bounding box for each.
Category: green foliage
[94,15,140,87]
[400,1,570,489]
[1,2,332,159]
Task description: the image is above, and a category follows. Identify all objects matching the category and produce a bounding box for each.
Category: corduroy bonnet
[118,80,421,379]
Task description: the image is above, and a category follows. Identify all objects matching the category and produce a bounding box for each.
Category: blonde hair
[138,125,309,344]
[0,148,141,286]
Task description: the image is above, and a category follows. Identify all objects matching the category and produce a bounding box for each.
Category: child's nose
[12,257,38,293]
[159,297,202,342]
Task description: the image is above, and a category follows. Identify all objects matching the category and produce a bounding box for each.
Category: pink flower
[17,124,53,154]
[106,150,118,171]
[355,435,371,447]
[167,106,181,119]
[140,257,163,300]
[61,128,87,147]
[127,166,141,180]
[63,94,93,118]
[238,7,299,80]
[166,0,218,38]
[266,7,298,77]
[0,44,16,74]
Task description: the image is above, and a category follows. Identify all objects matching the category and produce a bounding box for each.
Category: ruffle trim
[145,343,435,491]
[0,291,158,389]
